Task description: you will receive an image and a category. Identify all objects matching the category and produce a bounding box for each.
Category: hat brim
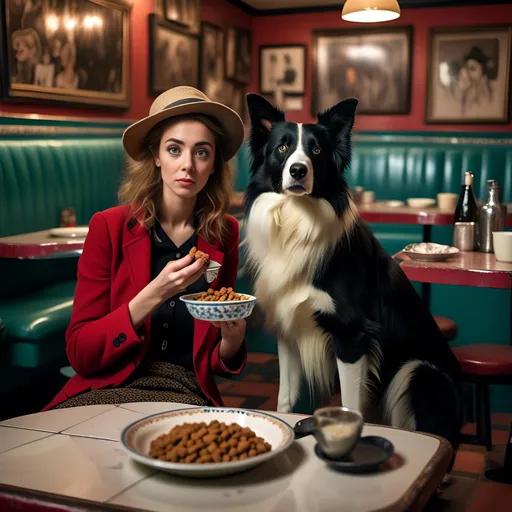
[122,100,245,162]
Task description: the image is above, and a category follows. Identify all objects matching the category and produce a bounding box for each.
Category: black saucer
[314,436,394,474]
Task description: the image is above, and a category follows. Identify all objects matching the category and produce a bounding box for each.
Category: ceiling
[235,0,503,13]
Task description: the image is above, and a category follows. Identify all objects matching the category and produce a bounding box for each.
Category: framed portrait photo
[311,27,412,116]
[148,14,199,96]
[1,0,131,108]
[235,27,251,85]
[259,44,306,97]
[199,21,225,103]
[426,25,511,124]
[224,25,237,81]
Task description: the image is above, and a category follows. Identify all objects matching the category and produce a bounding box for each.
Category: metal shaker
[478,179,507,253]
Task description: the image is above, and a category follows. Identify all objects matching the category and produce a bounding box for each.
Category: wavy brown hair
[118,114,233,245]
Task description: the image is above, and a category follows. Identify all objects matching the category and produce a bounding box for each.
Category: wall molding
[0,125,125,137]
[353,133,512,146]
[227,0,511,16]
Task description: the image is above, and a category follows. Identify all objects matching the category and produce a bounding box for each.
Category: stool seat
[452,344,512,376]
[434,315,458,341]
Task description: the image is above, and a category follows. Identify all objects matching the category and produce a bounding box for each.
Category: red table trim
[393,251,512,290]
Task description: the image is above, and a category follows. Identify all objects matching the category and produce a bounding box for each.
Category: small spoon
[294,416,316,439]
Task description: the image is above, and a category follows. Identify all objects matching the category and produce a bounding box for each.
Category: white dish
[406,198,436,208]
[121,407,294,478]
[378,200,404,208]
[403,242,459,262]
[49,227,89,238]
[180,292,257,321]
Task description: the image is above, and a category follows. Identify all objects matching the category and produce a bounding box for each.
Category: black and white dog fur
[244,93,463,452]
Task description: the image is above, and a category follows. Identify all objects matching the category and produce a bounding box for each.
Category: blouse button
[176,252,181,258]
[163,323,169,328]
[170,301,175,307]
[161,340,168,350]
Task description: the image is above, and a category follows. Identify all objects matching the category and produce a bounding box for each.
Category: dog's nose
[289,163,308,180]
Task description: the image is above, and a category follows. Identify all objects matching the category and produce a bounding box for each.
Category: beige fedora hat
[122,86,245,161]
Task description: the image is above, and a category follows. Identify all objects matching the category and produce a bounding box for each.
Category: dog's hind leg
[336,356,368,414]
[277,339,303,413]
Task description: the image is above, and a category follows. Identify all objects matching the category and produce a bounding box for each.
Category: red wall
[249,4,512,132]
[0,0,250,121]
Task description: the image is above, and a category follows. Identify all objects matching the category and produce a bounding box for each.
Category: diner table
[0,402,452,512]
[393,250,512,345]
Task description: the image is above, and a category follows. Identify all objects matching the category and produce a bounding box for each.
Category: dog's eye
[313,147,321,155]
[278,144,288,153]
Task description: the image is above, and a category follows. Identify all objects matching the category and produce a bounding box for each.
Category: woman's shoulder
[92,205,132,226]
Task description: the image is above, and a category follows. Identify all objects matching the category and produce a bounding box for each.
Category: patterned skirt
[54,359,211,409]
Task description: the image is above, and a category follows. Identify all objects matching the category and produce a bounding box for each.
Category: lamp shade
[341,0,401,23]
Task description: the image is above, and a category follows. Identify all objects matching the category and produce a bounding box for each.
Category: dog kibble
[194,287,250,302]
[149,421,271,464]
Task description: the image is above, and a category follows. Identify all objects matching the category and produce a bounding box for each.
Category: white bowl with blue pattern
[180,292,257,321]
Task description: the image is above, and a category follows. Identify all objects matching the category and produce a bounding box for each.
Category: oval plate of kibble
[180,290,257,321]
[121,407,295,478]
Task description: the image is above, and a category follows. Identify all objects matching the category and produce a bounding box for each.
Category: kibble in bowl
[180,290,257,321]
[121,407,294,478]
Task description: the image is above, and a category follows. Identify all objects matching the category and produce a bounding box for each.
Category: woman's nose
[181,151,194,171]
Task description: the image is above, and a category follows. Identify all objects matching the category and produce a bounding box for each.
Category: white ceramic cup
[360,190,376,204]
[437,192,458,211]
[492,232,512,262]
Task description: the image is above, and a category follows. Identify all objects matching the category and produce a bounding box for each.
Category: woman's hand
[152,255,205,302]
[129,255,205,329]
[211,319,247,364]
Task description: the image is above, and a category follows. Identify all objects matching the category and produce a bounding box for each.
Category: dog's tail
[383,360,463,453]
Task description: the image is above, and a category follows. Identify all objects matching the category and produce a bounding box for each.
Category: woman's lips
[177,179,195,186]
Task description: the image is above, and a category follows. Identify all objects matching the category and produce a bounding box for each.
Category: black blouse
[149,221,209,370]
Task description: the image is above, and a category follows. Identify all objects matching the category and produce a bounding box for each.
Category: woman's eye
[196,149,209,158]
[313,147,321,155]
[278,144,288,152]
[168,146,180,155]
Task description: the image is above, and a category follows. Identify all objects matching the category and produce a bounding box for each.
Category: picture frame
[259,44,306,97]
[163,0,181,24]
[1,0,131,109]
[311,27,412,116]
[180,0,200,35]
[148,14,199,96]
[224,25,237,81]
[199,21,225,103]
[426,25,511,124]
[235,27,251,85]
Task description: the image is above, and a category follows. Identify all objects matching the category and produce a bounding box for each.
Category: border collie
[244,93,463,452]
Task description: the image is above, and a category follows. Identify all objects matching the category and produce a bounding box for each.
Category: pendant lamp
[341,0,401,23]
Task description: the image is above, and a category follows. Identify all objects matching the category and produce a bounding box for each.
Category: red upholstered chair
[434,315,458,341]
[451,344,512,451]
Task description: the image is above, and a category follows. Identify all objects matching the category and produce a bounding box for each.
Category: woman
[45,86,247,410]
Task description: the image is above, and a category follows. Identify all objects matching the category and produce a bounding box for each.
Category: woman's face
[466,58,483,81]
[154,119,216,202]
[14,38,34,63]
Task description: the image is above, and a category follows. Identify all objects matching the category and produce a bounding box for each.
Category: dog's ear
[246,93,285,133]
[317,98,358,136]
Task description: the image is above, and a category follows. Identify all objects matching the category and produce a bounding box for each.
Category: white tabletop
[0,402,450,512]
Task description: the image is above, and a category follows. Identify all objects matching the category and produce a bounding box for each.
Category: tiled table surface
[0,402,451,512]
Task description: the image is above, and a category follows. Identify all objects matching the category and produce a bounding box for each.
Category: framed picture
[426,26,511,124]
[148,14,199,96]
[311,27,412,116]
[164,0,181,23]
[235,27,251,84]
[259,44,306,96]
[1,0,131,108]
[181,0,200,35]
[200,22,225,102]
[225,25,237,81]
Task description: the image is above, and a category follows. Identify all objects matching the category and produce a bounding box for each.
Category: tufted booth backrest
[348,133,512,203]
[0,138,125,237]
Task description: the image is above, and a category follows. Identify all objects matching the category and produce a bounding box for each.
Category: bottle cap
[487,179,500,189]
[464,172,474,186]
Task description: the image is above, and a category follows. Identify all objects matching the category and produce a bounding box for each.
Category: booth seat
[0,117,127,414]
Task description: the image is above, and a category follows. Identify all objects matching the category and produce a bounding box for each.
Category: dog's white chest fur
[245,193,352,391]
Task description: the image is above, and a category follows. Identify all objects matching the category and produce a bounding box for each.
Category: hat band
[164,97,206,109]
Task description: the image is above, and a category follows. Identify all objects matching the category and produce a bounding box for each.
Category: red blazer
[44,205,246,410]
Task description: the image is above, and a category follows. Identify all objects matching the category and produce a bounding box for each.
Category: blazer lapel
[123,221,151,296]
